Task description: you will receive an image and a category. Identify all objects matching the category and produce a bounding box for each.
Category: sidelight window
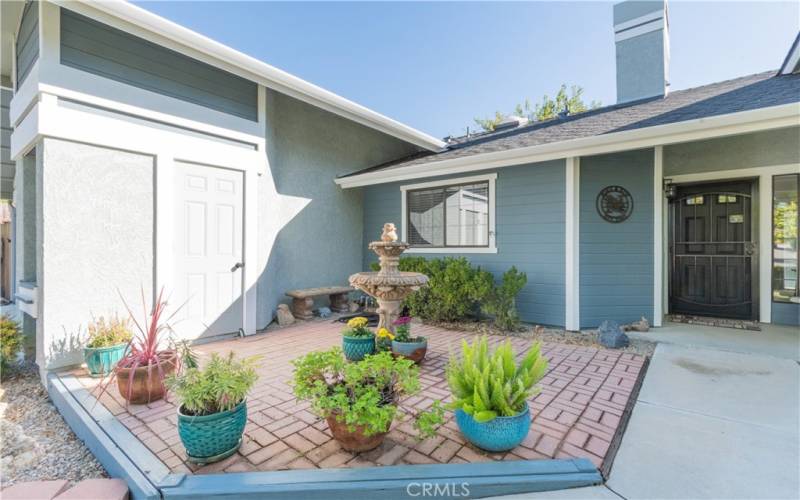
[773,174,799,304]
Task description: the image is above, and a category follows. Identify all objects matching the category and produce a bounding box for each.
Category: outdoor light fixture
[664,179,677,200]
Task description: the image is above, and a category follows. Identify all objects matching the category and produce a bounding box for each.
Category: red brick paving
[66,320,646,474]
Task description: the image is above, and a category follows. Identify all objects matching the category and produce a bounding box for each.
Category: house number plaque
[596,185,634,223]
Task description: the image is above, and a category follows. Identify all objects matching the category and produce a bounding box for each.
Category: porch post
[653,146,663,327]
[565,157,580,331]
[758,173,772,323]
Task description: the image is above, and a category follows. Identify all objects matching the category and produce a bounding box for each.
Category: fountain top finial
[381,222,398,242]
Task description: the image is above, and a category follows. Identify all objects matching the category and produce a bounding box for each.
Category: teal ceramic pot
[83,343,128,376]
[454,404,531,452]
[178,399,247,464]
[391,339,427,364]
[342,335,375,361]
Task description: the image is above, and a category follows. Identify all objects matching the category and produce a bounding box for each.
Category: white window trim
[400,173,497,254]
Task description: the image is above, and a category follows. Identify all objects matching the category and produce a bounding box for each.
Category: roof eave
[58,0,446,152]
[336,102,800,188]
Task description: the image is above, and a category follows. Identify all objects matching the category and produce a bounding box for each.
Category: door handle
[231,262,244,272]
[744,243,757,256]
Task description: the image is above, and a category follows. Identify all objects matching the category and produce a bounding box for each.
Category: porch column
[758,174,772,323]
[565,157,580,331]
[653,146,664,326]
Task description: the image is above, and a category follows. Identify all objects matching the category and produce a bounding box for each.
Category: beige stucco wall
[37,138,154,370]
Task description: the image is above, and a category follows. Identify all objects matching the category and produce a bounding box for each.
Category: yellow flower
[347,317,368,328]
[377,328,395,340]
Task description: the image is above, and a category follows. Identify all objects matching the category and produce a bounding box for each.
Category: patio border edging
[49,372,604,499]
[46,373,163,500]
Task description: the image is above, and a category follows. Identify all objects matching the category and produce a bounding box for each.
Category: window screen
[407,182,490,248]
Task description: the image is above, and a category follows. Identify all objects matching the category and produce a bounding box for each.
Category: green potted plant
[83,315,132,376]
[98,288,181,404]
[341,316,375,361]
[292,348,443,452]
[390,316,427,364]
[167,351,259,464]
[446,336,548,452]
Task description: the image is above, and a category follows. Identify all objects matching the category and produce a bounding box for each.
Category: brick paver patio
[66,320,647,475]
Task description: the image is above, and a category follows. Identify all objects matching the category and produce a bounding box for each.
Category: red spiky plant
[97,287,185,405]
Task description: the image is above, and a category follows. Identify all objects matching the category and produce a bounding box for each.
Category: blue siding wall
[362,160,566,327]
[16,1,39,86]
[59,9,258,121]
[580,149,654,328]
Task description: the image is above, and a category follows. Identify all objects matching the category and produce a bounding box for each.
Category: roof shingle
[342,71,800,178]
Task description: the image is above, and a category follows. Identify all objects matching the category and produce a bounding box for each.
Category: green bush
[0,315,23,376]
[292,348,443,438]
[446,335,548,422]
[167,352,259,416]
[371,257,527,329]
[482,266,528,331]
[373,257,493,322]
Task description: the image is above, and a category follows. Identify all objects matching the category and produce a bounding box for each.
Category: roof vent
[493,115,529,131]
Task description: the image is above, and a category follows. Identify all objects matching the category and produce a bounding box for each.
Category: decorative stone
[629,316,650,332]
[381,222,398,242]
[329,292,349,313]
[317,307,332,318]
[348,301,360,313]
[276,304,294,326]
[598,321,629,349]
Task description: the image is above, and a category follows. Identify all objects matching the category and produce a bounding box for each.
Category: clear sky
[135,1,799,139]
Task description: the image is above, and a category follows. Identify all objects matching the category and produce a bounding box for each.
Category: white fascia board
[336,102,800,188]
[779,34,800,75]
[52,0,445,152]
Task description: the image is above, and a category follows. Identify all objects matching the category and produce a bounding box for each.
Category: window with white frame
[402,175,496,251]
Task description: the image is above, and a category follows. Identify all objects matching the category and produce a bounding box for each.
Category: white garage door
[173,162,244,340]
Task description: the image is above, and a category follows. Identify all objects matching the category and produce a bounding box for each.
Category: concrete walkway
[501,326,800,499]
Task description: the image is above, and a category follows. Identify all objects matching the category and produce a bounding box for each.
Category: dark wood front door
[669,180,758,320]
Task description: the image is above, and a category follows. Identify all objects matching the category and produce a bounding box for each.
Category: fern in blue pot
[446,336,548,452]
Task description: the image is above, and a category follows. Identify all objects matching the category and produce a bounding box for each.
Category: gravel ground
[424,320,657,358]
[1,364,106,488]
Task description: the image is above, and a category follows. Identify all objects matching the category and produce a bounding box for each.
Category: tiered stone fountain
[349,224,428,332]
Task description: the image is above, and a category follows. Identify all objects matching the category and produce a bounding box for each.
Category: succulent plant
[446,336,548,423]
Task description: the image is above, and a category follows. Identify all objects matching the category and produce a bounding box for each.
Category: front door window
[773,174,799,304]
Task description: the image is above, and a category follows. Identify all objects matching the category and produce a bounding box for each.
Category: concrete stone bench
[286,286,353,320]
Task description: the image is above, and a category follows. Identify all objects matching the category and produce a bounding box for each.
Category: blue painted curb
[47,373,162,500]
[49,372,603,500]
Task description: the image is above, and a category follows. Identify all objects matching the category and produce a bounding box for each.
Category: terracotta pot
[326,414,389,452]
[116,351,177,404]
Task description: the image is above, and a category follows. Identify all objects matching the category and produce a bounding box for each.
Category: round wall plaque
[596,185,633,223]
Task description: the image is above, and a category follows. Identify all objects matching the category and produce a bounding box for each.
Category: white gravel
[1,366,106,488]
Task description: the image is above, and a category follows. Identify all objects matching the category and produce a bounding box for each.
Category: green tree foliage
[774,200,798,245]
[446,336,548,422]
[474,84,601,132]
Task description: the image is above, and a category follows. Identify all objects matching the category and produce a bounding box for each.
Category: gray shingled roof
[341,71,800,178]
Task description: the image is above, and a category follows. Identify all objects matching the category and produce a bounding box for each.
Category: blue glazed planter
[178,399,247,464]
[342,335,375,361]
[454,404,531,452]
[391,339,427,364]
[83,343,128,376]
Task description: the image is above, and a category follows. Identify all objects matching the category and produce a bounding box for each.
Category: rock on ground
[0,366,106,488]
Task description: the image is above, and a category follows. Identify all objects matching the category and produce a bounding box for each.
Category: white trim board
[653,146,663,327]
[400,173,498,254]
[336,103,800,188]
[565,158,580,331]
[666,163,800,324]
